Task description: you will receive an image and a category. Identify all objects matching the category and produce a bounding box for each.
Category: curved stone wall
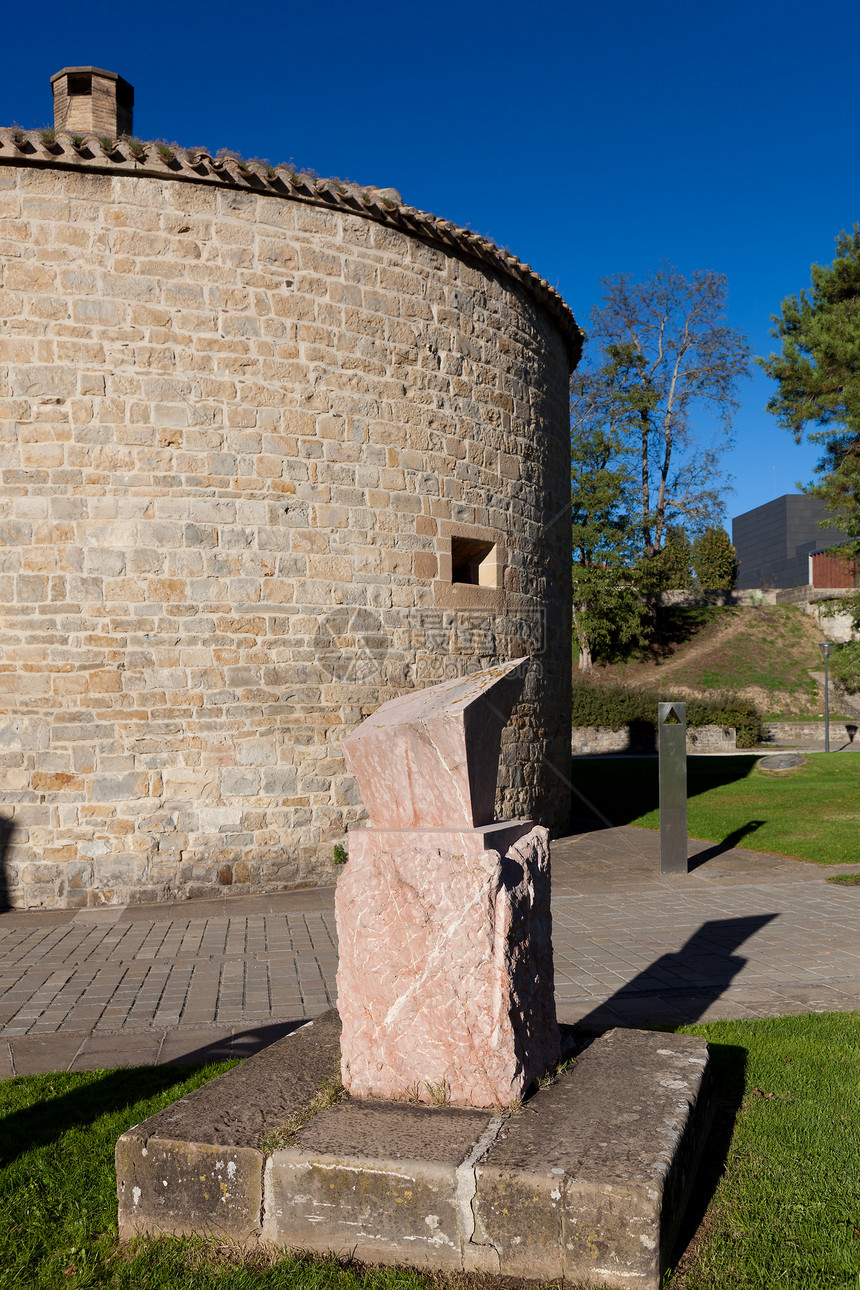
[0,150,577,908]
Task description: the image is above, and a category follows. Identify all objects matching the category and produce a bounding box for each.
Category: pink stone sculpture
[336,660,560,1108]
[339,657,529,830]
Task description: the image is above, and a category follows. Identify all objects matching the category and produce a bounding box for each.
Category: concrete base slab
[10,1033,86,1074]
[116,1012,713,1289]
[73,1033,165,1070]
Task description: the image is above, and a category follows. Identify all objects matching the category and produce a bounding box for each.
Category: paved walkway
[2,824,859,1077]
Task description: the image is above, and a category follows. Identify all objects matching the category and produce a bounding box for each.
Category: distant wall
[571,725,737,755]
[766,721,860,744]
[658,589,778,607]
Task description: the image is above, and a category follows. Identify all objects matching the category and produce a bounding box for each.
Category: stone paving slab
[2,825,860,1076]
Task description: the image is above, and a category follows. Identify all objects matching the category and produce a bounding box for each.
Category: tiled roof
[0,127,582,363]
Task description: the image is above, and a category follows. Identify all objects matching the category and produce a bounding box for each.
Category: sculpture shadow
[0,1021,310,1166]
[0,1064,203,1169]
[561,915,770,1275]
[160,1019,306,1066]
[570,913,779,1033]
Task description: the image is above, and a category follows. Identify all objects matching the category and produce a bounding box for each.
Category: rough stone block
[340,657,527,830]
[336,822,559,1107]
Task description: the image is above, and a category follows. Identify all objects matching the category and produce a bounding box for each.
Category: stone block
[472,1028,713,1286]
[336,822,559,1107]
[116,1013,342,1242]
[116,1134,264,1243]
[263,1101,492,1269]
[90,772,149,802]
[340,657,527,830]
[113,1016,712,1289]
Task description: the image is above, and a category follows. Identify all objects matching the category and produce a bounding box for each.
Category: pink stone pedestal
[335,820,560,1108]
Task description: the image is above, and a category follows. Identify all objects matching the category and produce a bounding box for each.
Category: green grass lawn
[0,1061,444,1290]
[671,1011,860,1289]
[1,1014,859,1288]
[571,753,860,864]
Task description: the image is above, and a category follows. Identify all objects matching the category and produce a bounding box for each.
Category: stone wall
[0,153,576,908]
[658,589,778,607]
[765,721,860,744]
[571,726,737,756]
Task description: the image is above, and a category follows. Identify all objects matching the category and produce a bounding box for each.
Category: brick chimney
[50,67,134,139]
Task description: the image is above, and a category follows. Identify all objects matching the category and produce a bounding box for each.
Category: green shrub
[829,640,860,694]
[571,680,764,747]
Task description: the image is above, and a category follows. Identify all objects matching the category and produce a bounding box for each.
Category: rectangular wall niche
[451,536,499,587]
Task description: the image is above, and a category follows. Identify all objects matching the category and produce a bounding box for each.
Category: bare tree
[586,266,752,558]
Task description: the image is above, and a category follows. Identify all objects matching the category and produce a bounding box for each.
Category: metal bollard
[659,702,688,875]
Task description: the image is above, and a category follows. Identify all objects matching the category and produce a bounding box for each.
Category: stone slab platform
[116,1011,712,1288]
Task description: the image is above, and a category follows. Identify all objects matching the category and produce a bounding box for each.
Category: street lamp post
[819,641,834,753]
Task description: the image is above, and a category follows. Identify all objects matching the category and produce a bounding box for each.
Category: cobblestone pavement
[2,824,859,1076]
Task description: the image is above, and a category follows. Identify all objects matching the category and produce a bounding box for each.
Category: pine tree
[758,227,860,623]
[653,525,694,590]
[691,526,739,590]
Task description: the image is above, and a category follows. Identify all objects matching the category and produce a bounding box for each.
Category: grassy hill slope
[590,603,831,718]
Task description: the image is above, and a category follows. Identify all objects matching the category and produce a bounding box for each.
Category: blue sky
[4,0,858,522]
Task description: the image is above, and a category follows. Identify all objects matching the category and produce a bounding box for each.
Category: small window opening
[68,74,92,97]
[451,536,496,586]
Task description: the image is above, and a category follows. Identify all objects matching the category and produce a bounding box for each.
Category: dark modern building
[732,494,848,590]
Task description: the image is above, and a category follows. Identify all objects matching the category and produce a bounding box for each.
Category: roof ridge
[0,127,582,364]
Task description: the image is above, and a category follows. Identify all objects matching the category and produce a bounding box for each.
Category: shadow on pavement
[161,1020,307,1066]
[566,917,764,1275]
[689,820,767,869]
[573,913,779,1031]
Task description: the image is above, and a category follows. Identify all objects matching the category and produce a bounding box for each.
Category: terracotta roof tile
[0,127,582,364]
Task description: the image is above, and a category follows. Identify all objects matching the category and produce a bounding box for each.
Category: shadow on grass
[0,1065,201,1168]
[689,820,767,869]
[1,1018,311,1167]
[669,1039,747,1272]
[601,604,726,665]
[569,753,761,830]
